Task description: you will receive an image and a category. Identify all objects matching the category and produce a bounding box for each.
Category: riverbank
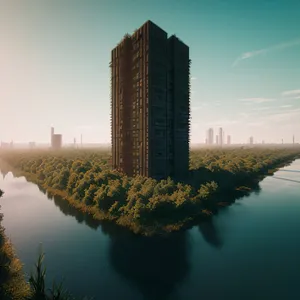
[0,190,31,299]
[2,156,300,299]
[0,148,299,236]
[0,167,255,236]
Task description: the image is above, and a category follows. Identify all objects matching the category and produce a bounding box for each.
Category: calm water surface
[0,160,300,300]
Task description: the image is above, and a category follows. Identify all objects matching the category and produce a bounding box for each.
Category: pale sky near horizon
[0,0,300,144]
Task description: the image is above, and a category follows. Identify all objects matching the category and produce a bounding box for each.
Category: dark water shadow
[198,219,223,249]
[216,181,262,206]
[102,222,190,300]
[38,190,190,300]
[29,171,262,257]
[47,191,100,230]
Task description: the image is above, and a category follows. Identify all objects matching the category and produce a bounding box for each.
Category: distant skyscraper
[293,135,295,145]
[227,135,231,145]
[29,142,36,149]
[51,127,54,147]
[219,127,223,146]
[50,127,62,149]
[249,136,254,145]
[206,128,214,145]
[111,20,190,179]
[216,135,219,145]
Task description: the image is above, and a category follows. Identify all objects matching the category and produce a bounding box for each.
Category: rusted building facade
[111,21,190,180]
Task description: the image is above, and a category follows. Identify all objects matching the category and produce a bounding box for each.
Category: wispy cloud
[238,112,250,118]
[232,38,300,67]
[247,121,265,127]
[191,106,202,111]
[191,102,209,111]
[191,77,197,80]
[282,89,300,99]
[207,119,239,126]
[239,98,275,104]
[264,108,300,122]
[76,125,94,130]
[280,104,293,108]
[251,106,271,111]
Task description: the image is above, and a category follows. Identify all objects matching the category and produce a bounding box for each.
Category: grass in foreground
[27,246,92,300]
[1,189,90,299]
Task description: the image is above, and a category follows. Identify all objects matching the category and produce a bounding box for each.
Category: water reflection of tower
[43,192,191,300]
[198,220,223,249]
[106,229,190,300]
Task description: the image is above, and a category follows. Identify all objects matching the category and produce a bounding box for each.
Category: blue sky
[0,0,299,144]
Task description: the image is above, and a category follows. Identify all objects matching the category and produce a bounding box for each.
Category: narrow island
[1,147,299,236]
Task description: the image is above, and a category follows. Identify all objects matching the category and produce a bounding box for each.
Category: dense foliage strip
[0,190,31,299]
[0,147,299,235]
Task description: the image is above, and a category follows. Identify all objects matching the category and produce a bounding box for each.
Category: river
[0,160,300,300]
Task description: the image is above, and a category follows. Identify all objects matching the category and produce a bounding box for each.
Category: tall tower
[227,135,231,145]
[219,127,223,147]
[111,21,190,180]
[207,128,214,145]
[51,127,54,148]
[249,136,254,145]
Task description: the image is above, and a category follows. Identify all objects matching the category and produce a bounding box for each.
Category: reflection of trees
[253,184,262,196]
[105,227,190,300]
[196,182,262,250]
[37,184,47,195]
[0,168,9,180]
[45,191,100,230]
[199,220,223,249]
[219,181,262,205]
[40,190,190,300]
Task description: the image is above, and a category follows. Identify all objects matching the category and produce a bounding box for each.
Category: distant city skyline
[0,0,300,144]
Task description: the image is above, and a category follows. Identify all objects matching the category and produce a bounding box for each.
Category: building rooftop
[113,20,170,49]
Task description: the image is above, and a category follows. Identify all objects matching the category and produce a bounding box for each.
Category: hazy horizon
[1,0,300,144]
